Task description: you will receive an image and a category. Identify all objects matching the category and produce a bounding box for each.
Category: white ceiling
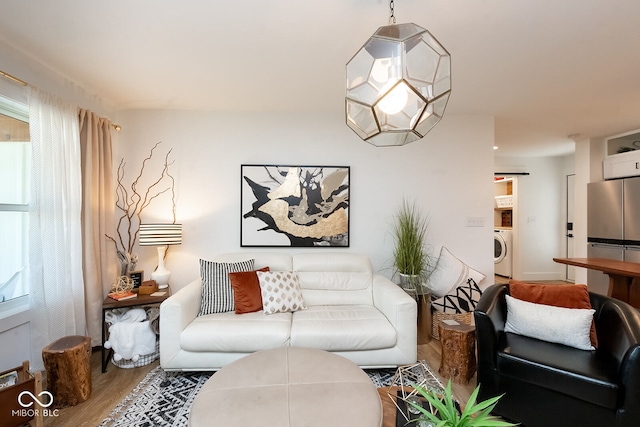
[1,0,640,157]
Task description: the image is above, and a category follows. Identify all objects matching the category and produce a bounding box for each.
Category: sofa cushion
[229,267,270,314]
[181,311,292,352]
[290,305,396,351]
[498,332,619,409]
[509,281,598,347]
[504,294,595,351]
[198,259,255,315]
[428,247,486,298]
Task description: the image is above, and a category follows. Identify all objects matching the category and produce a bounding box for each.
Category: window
[0,95,29,308]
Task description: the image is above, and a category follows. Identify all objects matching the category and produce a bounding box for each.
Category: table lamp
[139,223,182,289]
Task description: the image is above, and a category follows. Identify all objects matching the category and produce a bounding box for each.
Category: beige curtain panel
[79,109,116,347]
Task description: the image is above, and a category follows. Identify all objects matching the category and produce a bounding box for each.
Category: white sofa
[160,252,418,371]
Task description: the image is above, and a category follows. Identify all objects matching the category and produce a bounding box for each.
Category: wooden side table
[101,290,171,373]
[438,321,476,385]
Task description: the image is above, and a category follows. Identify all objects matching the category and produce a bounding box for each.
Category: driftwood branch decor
[106,142,176,276]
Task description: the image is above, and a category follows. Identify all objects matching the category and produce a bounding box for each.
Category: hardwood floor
[42,350,158,427]
[38,341,474,427]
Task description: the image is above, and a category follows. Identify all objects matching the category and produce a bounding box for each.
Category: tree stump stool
[438,321,476,385]
[42,335,92,407]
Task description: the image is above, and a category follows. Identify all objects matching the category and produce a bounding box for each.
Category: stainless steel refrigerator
[587,176,640,294]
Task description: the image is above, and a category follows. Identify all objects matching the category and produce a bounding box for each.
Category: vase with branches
[106,142,176,278]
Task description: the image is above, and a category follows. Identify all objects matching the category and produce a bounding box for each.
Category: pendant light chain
[389,0,396,24]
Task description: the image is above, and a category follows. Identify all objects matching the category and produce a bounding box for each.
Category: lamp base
[152,246,171,289]
[151,270,170,289]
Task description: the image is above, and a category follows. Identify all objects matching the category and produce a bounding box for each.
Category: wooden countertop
[553,257,640,278]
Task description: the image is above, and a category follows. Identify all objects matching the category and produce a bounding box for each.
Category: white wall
[495,154,574,281]
[116,110,496,292]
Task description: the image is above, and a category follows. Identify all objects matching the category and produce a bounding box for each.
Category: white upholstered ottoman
[189,347,382,426]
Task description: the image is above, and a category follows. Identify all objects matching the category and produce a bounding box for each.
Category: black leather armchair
[474,283,640,427]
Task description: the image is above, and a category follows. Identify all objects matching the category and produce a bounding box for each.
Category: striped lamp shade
[139,223,182,246]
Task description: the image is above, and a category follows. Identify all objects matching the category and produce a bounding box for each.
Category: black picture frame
[128,270,144,289]
[241,165,350,247]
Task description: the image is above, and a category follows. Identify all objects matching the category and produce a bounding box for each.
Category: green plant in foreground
[406,380,518,427]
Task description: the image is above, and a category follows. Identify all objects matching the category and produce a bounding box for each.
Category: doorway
[565,174,575,282]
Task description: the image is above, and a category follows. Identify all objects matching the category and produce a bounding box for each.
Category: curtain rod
[0,68,121,131]
[0,69,27,86]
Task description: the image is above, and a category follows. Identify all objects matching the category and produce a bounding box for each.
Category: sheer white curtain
[28,86,86,371]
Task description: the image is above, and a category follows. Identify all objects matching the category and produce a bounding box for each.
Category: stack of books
[107,291,137,301]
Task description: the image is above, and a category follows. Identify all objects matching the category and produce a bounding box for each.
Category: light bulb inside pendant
[378,81,409,115]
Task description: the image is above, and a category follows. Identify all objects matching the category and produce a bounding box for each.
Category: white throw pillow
[428,247,486,297]
[504,295,595,351]
[257,271,307,315]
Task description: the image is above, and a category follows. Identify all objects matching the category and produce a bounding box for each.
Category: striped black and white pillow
[198,259,255,315]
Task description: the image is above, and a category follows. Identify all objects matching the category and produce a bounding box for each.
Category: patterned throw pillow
[431,278,483,314]
[256,271,307,315]
[198,259,254,315]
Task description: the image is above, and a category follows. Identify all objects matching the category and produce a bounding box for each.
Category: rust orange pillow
[229,267,270,314]
[509,280,598,348]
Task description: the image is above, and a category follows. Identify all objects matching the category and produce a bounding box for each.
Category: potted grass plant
[392,198,435,296]
[406,380,518,427]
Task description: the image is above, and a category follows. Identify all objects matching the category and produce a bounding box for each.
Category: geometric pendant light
[346,2,451,147]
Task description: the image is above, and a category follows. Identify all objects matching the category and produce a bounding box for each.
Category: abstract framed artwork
[241,165,350,247]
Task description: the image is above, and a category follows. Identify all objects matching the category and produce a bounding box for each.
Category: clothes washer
[494,228,513,278]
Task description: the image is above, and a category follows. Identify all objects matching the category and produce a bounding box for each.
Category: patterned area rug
[99,363,436,427]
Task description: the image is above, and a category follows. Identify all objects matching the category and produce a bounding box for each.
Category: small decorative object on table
[128,270,144,288]
[137,280,158,295]
[110,275,134,294]
[406,380,518,427]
